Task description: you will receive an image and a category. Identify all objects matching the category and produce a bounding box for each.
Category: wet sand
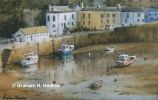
[0,42,158,100]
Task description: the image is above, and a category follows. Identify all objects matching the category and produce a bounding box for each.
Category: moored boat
[90,80,103,89]
[59,44,74,58]
[21,53,38,67]
[105,46,116,52]
[116,54,136,67]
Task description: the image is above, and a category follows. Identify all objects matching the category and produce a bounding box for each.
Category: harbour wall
[1,22,158,66]
[0,51,2,73]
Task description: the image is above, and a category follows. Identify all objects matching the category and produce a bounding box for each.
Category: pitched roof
[19,26,48,35]
[121,8,144,12]
[48,5,76,13]
[82,7,120,11]
[144,8,158,12]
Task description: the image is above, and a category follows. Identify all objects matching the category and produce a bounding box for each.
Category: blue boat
[59,44,74,59]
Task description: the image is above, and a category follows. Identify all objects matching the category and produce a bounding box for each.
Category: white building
[121,8,145,27]
[13,26,49,43]
[46,5,78,36]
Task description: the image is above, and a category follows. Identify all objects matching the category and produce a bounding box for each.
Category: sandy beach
[0,42,158,100]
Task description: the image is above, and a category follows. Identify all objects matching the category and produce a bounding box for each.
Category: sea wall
[1,22,158,66]
[112,22,158,43]
[0,51,2,73]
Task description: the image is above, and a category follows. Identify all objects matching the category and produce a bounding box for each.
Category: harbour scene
[0,0,158,100]
[1,43,158,100]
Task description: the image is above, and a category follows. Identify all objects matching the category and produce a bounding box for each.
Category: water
[2,43,158,99]
[8,50,115,83]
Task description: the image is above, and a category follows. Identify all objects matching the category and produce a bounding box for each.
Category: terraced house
[144,8,158,23]
[46,5,78,36]
[121,8,145,27]
[78,6,121,30]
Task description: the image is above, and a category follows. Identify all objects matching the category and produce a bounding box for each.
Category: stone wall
[0,51,2,73]
[1,22,158,66]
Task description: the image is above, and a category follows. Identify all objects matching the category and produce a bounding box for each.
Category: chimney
[81,2,84,9]
[117,4,121,9]
[97,4,101,8]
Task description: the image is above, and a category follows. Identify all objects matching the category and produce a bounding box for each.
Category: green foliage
[0,0,95,36]
[104,0,125,6]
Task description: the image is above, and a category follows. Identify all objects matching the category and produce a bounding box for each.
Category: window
[137,19,140,22]
[100,14,104,18]
[88,21,90,25]
[72,14,74,19]
[125,19,128,23]
[64,23,66,28]
[112,14,116,18]
[106,20,109,24]
[47,16,50,21]
[72,22,74,25]
[64,15,66,20]
[52,24,56,28]
[126,13,129,18]
[83,14,85,18]
[17,34,21,37]
[88,14,90,19]
[137,13,141,17]
[53,16,56,21]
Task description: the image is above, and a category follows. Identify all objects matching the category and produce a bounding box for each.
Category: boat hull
[60,50,73,59]
[21,55,38,67]
[90,80,103,89]
[117,59,136,67]
[21,61,38,67]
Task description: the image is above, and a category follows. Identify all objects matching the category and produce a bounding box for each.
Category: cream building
[78,7,121,30]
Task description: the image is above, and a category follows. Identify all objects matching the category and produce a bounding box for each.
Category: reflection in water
[4,46,158,91]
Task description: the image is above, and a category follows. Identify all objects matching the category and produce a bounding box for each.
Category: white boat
[105,46,116,52]
[59,44,74,57]
[116,54,136,67]
[21,53,38,66]
[90,80,103,89]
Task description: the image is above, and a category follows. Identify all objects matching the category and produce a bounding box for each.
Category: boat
[21,53,38,66]
[105,46,116,52]
[90,80,103,89]
[59,44,74,58]
[116,54,136,67]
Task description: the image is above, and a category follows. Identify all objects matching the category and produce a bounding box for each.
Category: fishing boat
[21,53,38,67]
[59,44,74,59]
[105,46,116,52]
[90,80,103,89]
[116,54,136,67]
